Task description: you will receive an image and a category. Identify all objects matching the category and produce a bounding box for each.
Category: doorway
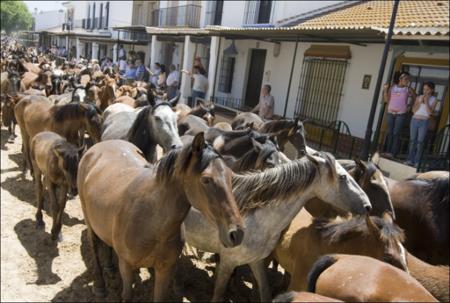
[245,49,267,108]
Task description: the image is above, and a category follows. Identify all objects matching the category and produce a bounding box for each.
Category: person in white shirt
[150,63,161,87]
[181,66,208,106]
[166,64,180,99]
[118,57,127,75]
[118,45,125,60]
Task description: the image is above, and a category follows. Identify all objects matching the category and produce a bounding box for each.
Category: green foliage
[1,1,33,34]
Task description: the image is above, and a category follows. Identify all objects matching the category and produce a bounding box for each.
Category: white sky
[24,1,64,13]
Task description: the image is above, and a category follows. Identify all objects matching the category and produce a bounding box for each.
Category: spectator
[406,81,438,167]
[193,56,204,71]
[382,72,417,159]
[181,66,209,106]
[251,84,275,120]
[157,64,167,89]
[135,59,149,82]
[125,60,137,84]
[118,56,127,75]
[150,63,161,86]
[118,45,126,60]
[166,64,180,99]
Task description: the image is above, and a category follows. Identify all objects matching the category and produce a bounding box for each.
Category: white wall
[220,1,247,27]
[109,1,133,27]
[273,1,343,24]
[33,10,65,31]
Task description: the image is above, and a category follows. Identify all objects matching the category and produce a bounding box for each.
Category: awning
[304,45,351,59]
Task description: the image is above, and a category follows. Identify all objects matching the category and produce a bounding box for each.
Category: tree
[1,1,32,34]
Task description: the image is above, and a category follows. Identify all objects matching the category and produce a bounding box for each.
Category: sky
[24,1,64,13]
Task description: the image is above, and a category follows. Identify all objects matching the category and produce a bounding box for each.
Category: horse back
[30,131,65,183]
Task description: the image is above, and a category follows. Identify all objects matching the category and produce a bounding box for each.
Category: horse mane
[235,141,277,172]
[232,155,320,213]
[313,215,405,245]
[53,103,84,122]
[259,119,296,133]
[127,105,155,161]
[156,143,219,184]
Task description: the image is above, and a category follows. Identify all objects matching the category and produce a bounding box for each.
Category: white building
[32,9,65,31]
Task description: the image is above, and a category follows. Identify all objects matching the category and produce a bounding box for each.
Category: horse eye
[201,176,211,185]
[339,174,347,181]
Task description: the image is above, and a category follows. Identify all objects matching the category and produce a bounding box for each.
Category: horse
[175,100,215,126]
[14,96,102,174]
[183,152,372,301]
[387,171,449,265]
[177,114,209,136]
[77,133,245,301]
[273,291,343,302]
[1,71,21,141]
[272,210,407,292]
[101,99,182,163]
[214,122,233,131]
[305,158,394,219]
[30,131,83,241]
[406,251,449,302]
[231,112,264,130]
[307,254,437,302]
[20,70,53,96]
[102,102,134,121]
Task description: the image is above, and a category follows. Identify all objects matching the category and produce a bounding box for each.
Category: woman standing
[182,66,208,106]
[406,81,437,166]
[382,72,417,158]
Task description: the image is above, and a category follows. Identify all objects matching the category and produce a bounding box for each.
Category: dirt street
[0,127,284,302]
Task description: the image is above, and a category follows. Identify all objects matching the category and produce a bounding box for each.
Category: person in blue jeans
[406,81,438,167]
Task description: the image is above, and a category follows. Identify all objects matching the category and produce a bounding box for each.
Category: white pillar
[180,35,195,105]
[112,43,118,62]
[65,36,69,49]
[206,36,220,101]
[150,35,162,65]
[92,42,99,60]
[75,37,81,60]
[146,41,152,66]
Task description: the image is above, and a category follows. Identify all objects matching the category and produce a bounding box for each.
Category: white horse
[183,152,372,301]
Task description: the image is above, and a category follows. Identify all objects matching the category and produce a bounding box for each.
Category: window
[294,57,348,124]
[243,0,272,25]
[92,3,96,29]
[105,2,110,29]
[218,56,235,93]
[87,4,91,29]
[99,3,103,29]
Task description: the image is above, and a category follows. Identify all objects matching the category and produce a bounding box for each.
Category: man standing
[252,84,275,120]
[166,64,180,99]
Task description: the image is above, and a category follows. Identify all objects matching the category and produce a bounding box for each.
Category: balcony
[152,4,201,28]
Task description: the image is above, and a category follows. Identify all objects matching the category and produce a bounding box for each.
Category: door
[213,0,224,25]
[245,49,267,108]
[258,0,272,23]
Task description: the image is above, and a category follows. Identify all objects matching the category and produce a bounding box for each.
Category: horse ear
[251,138,263,152]
[371,152,380,165]
[246,122,254,129]
[168,93,180,107]
[197,99,205,107]
[382,211,394,225]
[269,134,278,146]
[365,214,380,235]
[355,157,367,172]
[192,132,206,155]
[306,153,320,166]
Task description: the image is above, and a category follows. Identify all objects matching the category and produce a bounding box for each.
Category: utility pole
[361,0,400,160]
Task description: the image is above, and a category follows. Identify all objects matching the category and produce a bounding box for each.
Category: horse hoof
[35,221,45,229]
[93,286,107,298]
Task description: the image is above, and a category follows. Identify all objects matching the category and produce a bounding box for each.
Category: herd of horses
[1,38,449,302]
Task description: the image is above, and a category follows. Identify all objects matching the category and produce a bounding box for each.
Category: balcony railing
[118,30,151,42]
[152,4,201,28]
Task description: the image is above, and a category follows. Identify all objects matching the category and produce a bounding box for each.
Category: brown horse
[97,76,117,111]
[273,291,343,302]
[273,210,407,292]
[20,70,53,96]
[77,133,244,301]
[307,254,437,302]
[231,112,264,130]
[30,131,82,240]
[15,96,102,174]
[387,171,449,265]
[175,100,215,126]
[305,158,394,219]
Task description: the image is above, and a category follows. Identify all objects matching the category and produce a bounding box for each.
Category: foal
[77,133,244,301]
[30,131,82,240]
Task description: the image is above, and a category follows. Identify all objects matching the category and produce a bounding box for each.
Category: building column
[65,36,69,49]
[150,35,162,65]
[206,36,220,101]
[180,35,196,105]
[92,42,99,60]
[146,40,152,66]
[75,37,81,60]
[112,43,118,62]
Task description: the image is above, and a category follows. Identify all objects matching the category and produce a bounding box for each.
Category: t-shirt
[119,59,127,71]
[258,94,275,120]
[166,71,180,86]
[192,74,208,93]
[126,67,137,80]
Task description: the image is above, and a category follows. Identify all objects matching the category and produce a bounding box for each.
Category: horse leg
[212,259,235,302]
[87,227,107,298]
[51,185,68,241]
[118,257,133,302]
[33,168,45,229]
[104,244,116,273]
[249,260,272,302]
[154,264,176,302]
[46,182,60,240]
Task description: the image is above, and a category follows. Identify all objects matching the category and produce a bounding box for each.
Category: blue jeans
[408,117,429,164]
[385,113,406,156]
[192,90,206,106]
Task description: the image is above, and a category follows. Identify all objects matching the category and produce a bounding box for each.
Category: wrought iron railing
[211,96,245,111]
[152,4,201,27]
[417,124,449,172]
[118,30,151,42]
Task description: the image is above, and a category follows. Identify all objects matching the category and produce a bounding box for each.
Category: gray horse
[183,152,372,301]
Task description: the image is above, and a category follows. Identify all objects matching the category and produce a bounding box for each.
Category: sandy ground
[0,126,285,302]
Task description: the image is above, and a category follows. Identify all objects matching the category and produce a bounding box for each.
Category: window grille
[294,57,348,124]
[218,56,235,93]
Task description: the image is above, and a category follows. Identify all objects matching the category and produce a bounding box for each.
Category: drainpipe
[283,36,299,118]
[361,0,400,160]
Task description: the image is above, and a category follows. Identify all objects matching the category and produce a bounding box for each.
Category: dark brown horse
[273,210,407,292]
[387,171,449,265]
[307,254,437,302]
[77,133,244,301]
[273,291,343,302]
[30,131,82,240]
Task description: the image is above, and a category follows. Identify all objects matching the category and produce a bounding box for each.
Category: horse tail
[307,255,337,293]
[272,291,296,303]
[127,105,152,160]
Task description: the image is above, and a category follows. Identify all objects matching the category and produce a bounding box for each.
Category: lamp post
[361,0,400,160]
